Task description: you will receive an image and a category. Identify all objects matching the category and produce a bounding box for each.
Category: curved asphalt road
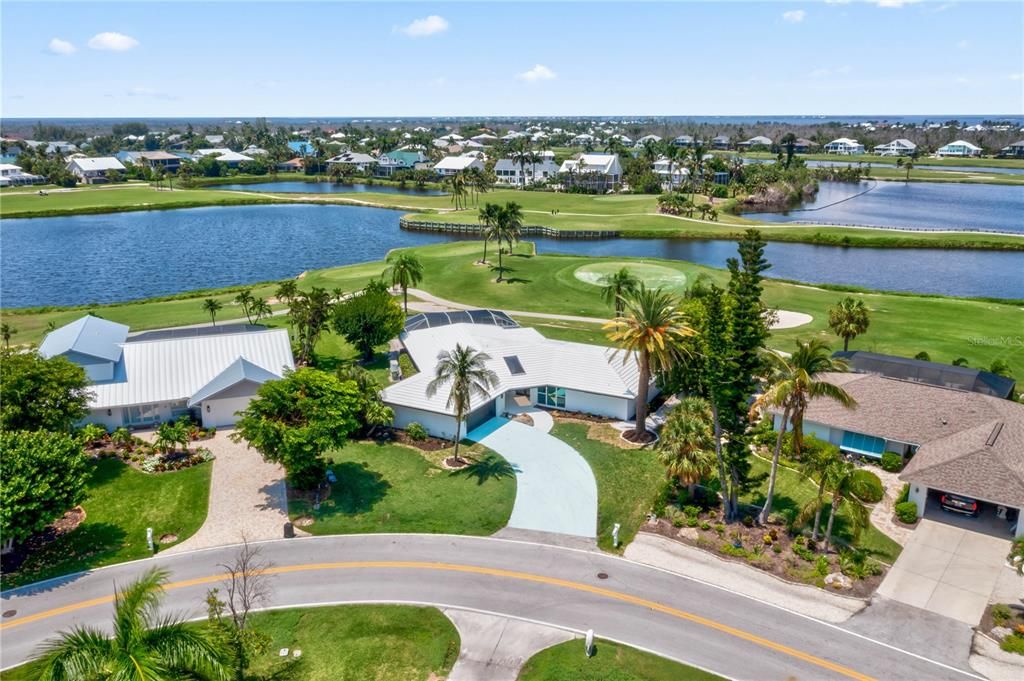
[1,534,982,681]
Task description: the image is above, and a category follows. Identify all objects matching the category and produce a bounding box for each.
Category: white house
[936,140,982,157]
[0,163,45,187]
[672,135,695,147]
[874,139,917,156]
[570,133,596,146]
[375,150,430,177]
[207,151,254,167]
[433,155,484,176]
[39,316,295,430]
[823,138,865,155]
[193,148,233,159]
[470,133,498,144]
[653,157,689,188]
[559,153,622,191]
[66,157,126,184]
[382,311,657,440]
[326,151,378,172]
[493,157,560,185]
[635,134,662,148]
[738,136,773,149]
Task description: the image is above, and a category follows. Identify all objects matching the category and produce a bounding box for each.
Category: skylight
[503,356,526,375]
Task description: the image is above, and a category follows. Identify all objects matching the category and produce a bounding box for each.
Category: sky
[2,0,1022,118]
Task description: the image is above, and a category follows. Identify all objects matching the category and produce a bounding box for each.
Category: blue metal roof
[287,141,315,156]
[38,315,129,363]
[187,356,281,407]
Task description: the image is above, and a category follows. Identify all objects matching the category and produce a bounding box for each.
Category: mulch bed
[548,409,614,425]
[0,506,86,574]
[389,430,452,452]
[646,514,884,599]
[442,456,470,470]
[621,428,657,445]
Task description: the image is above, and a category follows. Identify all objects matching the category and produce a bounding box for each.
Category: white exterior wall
[391,404,464,440]
[563,389,630,420]
[908,483,928,518]
[201,395,253,428]
[803,421,832,443]
[83,407,125,431]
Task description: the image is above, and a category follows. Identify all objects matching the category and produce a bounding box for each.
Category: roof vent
[985,422,1004,447]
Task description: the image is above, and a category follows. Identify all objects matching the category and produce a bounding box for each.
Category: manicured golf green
[574,261,692,292]
[290,440,516,536]
[3,457,212,588]
[518,638,725,680]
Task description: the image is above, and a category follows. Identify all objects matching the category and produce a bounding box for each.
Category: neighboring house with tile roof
[771,372,1024,536]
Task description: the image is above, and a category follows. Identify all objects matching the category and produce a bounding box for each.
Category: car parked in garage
[940,493,979,516]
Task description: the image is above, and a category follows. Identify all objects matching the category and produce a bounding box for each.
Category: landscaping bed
[79,421,216,474]
[980,603,1024,656]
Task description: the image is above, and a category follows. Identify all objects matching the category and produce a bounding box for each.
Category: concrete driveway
[468,417,597,538]
[876,517,1012,624]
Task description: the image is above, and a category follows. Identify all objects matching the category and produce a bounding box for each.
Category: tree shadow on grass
[2,522,128,591]
[451,454,519,485]
[318,461,391,516]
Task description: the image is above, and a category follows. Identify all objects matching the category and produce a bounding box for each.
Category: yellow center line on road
[3,561,875,680]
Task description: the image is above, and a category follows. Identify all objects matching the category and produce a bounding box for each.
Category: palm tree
[779,132,797,168]
[275,280,298,308]
[817,461,872,552]
[477,202,502,264]
[896,157,914,182]
[39,568,228,681]
[827,297,871,352]
[750,340,857,524]
[426,344,498,465]
[250,298,272,324]
[604,286,695,439]
[661,143,682,191]
[494,202,523,282]
[385,252,424,313]
[234,289,255,324]
[800,443,840,542]
[599,267,640,316]
[658,396,716,496]
[447,172,468,210]
[202,298,223,326]
[1,322,16,348]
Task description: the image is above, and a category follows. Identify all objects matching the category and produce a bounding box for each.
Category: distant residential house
[936,140,982,157]
[823,138,865,155]
[287,141,315,156]
[462,139,487,149]
[470,133,498,144]
[375,150,430,177]
[117,150,183,172]
[710,135,731,150]
[672,135,695,147]
[0,163,45,187]
[494,157,560,185]
[39,316,294,430]
[998,140,1024,158]
[570,133,596,146]
[653,157,689,187]
[26,140,79,156]
[634,135,662,148]
[874,139,917,156]
[738,136,773,150]
[66,156,126,184]
[559,153,622,191]
[276,157,304,172]
[204,134,225,145]
[793,138,817,153]
[194,148,233,159]
[210,151,254,167]
[433,155,484,176]
[242,146,269,157]
[326,151,378,172]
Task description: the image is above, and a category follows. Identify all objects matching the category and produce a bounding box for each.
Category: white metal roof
[39,315,129,362]
[211,151,255,163]
[559,154,620,175]
[69,157,126,172]
[433,156,481,171]
[88,329,294,410]
[382,322,641,417]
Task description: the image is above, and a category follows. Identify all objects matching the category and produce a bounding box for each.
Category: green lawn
[0,184,281,218]
[2,457,211,588]
[743,456,902,564]
[551,422,666,552]
[290,440,516,536]
[6,240,1021,380]
[518,638,724,681]
[1,605,460,681]
[247,605,459,681]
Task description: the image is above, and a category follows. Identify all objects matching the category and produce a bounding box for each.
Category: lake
[1,204,1021,308]
[211,181,446,195]
[743,180,1024,233]
[803,160,1024,175]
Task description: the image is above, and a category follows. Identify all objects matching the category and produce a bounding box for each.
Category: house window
[840,431,886,458]
[537,385,566,409]
[123,403,161,425]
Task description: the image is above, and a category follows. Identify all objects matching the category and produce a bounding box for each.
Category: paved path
[406,288,813,330]
[468,417,597,538]
[162,430,292,554]
[444,609,573,681]
[0,534,985,680]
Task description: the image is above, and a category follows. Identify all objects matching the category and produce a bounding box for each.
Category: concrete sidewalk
[444,609,574,681]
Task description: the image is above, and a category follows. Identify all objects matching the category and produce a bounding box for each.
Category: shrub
[405,422,428,441]
[852,469,884,503]
[1000,633,1024,656]
[683,505,701,518]
[895,501,919,524]
[815,555,831,577]
[741,515,754,527]
[839,549,883,579]
[880,452,904,472]
[700,521,711,531]
[686,517,699,528]
[713,523,726,536]
[896,483,910,505]
[719,543,748,559]
[992,604,1013,627]
[652,480,674,517]
[77,423,108,446]
[772,544,783,554]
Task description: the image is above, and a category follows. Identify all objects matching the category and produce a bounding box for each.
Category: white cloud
[47,38,76,55]
[810,65,852,78]
[956,39,969,50]
[431,76,447,86]
[396,15,449,37]
[810,68,830,78]
[835,64,853,74]
[516,64,557,82]
[782,9,806,23]
[87,32,139,51]
[954,76,969,84]
[870,0,921,8]
[1010,73,1023,81]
